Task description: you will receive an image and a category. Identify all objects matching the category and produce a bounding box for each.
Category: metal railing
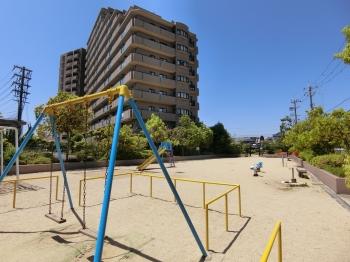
[205,185,241,250]
[260,221,282,262]
[3,175,59,208]
[78,171,242,250]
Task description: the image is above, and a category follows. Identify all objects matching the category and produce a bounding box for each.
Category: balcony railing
[132,89,176,105]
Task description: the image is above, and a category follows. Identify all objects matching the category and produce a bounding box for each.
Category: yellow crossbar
[43,85,131,114]
[3,175,60,208]
[260,221,282,262]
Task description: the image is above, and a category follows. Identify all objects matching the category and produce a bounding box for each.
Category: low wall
[7,154,231,175]
[290,156,350,194]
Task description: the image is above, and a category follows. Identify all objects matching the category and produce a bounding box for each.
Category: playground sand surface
[0,156,349,262]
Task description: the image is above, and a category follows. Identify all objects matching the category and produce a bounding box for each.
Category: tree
[170,115,201,154]
[197,122,213,152]
[210,122,239,155]
[280,116,292,137]
[118,124,148,159]
[283,107,350,156]
[145,113,168,144]
[35,91,87,160]
[335,26,350,64]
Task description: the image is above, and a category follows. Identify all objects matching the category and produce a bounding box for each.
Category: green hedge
[310,154,346,177]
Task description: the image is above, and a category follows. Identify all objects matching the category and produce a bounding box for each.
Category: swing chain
[104,101,113,190]
[60,180,66,220]
[48,144,54,214]
[82,103,89,229]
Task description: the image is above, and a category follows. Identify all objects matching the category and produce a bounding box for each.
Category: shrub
[310,153,345,167]
[299,150,314,162]
[19,150,51,165]
[343,155,350,187]
[310,154,346,177]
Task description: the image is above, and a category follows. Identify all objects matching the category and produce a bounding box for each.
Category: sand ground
[0,156,349,262]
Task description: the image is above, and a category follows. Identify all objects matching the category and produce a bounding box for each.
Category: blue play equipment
[250,161,263,171]
[160,141,175,167]
[0,85,207,261]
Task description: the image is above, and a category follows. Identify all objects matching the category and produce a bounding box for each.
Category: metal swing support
[93,85,207,261]
[0,85,207,261]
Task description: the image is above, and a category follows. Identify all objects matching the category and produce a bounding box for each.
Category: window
[159,74,166,79]
[176,92,189,99]
[159,90,167,96]
[149,88,156,93]
[176,75,189,82]
[159,107,167,113]
[176,108,191,115]
[148,106,155,111]
[176,29,188,38]
[176,44,188,52]
[149,71,156,76]
[176,60,188,67]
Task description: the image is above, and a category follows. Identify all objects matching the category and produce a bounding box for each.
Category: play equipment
[137,147,166,171]
[137,141,175,171]
[0,85,207,261]
[77,170,242,251]
[260,221,282,262]
[250,161,263,176]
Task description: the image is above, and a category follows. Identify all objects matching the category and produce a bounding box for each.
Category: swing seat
[45,213,66,224]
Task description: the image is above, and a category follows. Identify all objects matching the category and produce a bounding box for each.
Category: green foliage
[118,125,149,159]
[19,150,51,165]
[299,149,315,162]
[335,26,350,64]
[310,154,346,177]
[283,107,350,155]
[210,122,239,155]
[35,91,88,159]
[343,155,350,188]
[4,139,15,163]
[145,114,168,144]
[170,115,213,154]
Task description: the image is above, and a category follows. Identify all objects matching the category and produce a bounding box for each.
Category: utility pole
[289,99,301,125]
[305,85,316,110]
[11,66,32,137]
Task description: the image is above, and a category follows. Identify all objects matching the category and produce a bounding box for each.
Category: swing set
[0,85,208,261]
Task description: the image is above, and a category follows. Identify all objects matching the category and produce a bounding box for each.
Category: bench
[296,168,309,179]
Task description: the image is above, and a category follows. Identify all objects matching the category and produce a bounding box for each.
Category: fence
[78,171,242,250]
[260,221,282,262]
[3,175,59,208]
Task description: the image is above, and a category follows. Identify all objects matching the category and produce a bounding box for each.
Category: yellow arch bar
[44,85,131,114]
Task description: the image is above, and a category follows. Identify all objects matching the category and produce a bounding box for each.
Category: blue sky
[0,0,349,136]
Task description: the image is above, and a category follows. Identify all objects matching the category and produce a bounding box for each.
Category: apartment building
[58,48,86,96]
[59,6,199,129]
[86,6,199,129]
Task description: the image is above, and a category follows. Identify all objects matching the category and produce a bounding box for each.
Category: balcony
[133,18,175,41]
[131,53,175,72]
[132,89,176,105]
[121,109,177,123]
[189,85,199,96]
[133,35,175,56]
[133,71,176,89]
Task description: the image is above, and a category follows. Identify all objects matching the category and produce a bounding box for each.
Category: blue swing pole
[0,112,45,182]
[50,116,74,209]
[128,99,208,257]
[94,95,125,262]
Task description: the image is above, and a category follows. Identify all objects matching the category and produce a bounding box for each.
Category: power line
[319,65,347,87]
[326,97,350,112]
